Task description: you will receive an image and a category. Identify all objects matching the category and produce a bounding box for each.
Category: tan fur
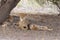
[30,24,53,31]
[19,19,29,30]
[9,13,53,31]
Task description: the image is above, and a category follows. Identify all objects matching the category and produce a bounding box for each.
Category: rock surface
[10,0,60,16]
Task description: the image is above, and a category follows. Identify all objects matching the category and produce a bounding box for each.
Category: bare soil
[0,15,60,40]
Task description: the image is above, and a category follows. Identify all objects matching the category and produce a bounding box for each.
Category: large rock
[0,0,20,24]
[10,0,60,16]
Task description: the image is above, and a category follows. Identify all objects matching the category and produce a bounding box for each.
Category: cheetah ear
[17,13,27,18]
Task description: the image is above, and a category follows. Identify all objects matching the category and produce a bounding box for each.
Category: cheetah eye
[23,26,27,29]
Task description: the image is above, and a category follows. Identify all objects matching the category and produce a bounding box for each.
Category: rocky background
[0,0,60,40]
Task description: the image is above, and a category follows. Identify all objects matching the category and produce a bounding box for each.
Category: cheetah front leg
[30,24,53,31]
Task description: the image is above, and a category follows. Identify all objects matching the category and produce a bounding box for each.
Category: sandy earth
[0,15,60,40]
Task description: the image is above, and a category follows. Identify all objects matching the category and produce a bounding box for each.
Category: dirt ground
[0,15,60,40]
